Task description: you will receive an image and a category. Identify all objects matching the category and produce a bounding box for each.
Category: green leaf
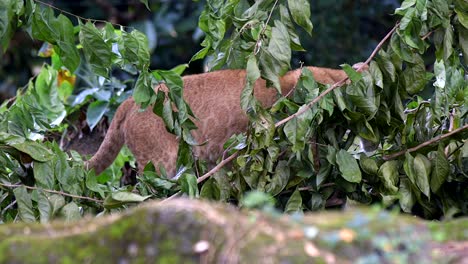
[403,54,427,94]
[85,171,106,198]
[378,160,399,194]
[341,64,362,83]
[79,22,112,77]
[121,30,150,69]
[241,190,275,209]
[10,141,53,162]
[369,61,384,88]
[111,191,151,202]
[48,194,65,216]
[133,71,153,106]
[267,20,291,80]
[279,4,305,51]
[53,14,80,72]
[413,153,431,197]
[60,202,81,221]
[443,23,454,61]
[284,105,313,152]
[285,189,303,214]
[86,101,109,130]
[336,150,362,183]
[265,161,290,196]
[13,187,36,222]
[37,190,52,223]
[399,178,416,213]
[287,0,313,34]
[33,161,55,189]
[430,147,450,193]
[179,173,199,198]
[0,0,14,51]
[200,178,221,200]
[359,155,379,175]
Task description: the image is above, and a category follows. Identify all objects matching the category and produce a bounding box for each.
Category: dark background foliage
[0,0,400,102]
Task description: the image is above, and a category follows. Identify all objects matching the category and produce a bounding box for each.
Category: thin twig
[275,22,400,128]
[0,183,103,203]
[197,152,238,183]
[383,123,468,160]
[254,0,279,55]
[34,0,131,29]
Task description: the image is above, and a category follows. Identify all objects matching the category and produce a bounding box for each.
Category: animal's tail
[86,99,133,175]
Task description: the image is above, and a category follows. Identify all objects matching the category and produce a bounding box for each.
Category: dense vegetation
[0,0,467,223]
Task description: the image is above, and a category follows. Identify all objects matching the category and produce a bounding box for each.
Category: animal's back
[87,66,353,176]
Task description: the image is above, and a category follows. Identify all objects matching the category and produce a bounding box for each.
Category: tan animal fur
[86,66,356,176]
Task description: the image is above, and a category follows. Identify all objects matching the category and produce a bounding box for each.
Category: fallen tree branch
[383,123,468,161]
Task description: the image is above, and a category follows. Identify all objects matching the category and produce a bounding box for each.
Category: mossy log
[0,199,466,263]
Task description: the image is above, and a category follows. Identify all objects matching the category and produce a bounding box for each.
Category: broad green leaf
[85,171,106,198]
[170,64,189,75]
[459,26,468,59]
[60,202,81,221]
[341,64,362,83]
[48,194,65,216]
[33,161,55,189]
[369,61,384,89]
[121,30,150,69]
[430,147,450,193]
[13,187,35,222]
[287,0,313,34]
[279,4,305,51]
[378,160,399,194]
[240,190,275,209]
[0,0,14,51]
[443,24,454,61]
[404,152,417,185]
[37,190,52,223]
[86,101,109,130]
[336,150,362,183]
[390,33,415,63]
[10,141,53,162]
[413,153,431,197]
[267,20,291,82]
[53,14,80,72]
[246,55,260,83]
[265,161,290,196]
[284,105,313,152]
[200,178,221,200]
[111,191,151,202]
[133,71,153,106]
[360,155,379,175]
[285,189,303,214]
[79,22,112,77]
[403,54,426,94]
[399,178,416,213]
[376,50,396,82]
[32,6,58,44]
[179,173,199,198]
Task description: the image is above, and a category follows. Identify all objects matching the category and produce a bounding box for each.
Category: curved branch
[383,123,468,161]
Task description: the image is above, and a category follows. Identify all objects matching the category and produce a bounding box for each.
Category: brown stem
[0,183,103,203]
[383,123,468,161]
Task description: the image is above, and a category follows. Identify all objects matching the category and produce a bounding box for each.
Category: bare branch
[0,183,104,203]
[383,123,468,161]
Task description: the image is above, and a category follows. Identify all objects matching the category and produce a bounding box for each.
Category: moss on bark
[0,199,466,263]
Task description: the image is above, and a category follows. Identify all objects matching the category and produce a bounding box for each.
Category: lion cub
[87,66,359,176]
